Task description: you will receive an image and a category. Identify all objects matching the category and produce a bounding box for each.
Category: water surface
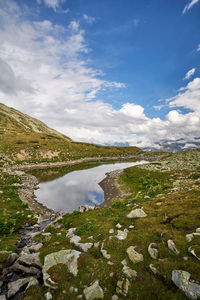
[35,161,147,213]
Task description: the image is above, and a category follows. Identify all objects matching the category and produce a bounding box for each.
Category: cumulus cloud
[37,0,65,11]
[183,0,199,14]
[83,14,96,24]
[184,68,196,80]
[0,1,199,150]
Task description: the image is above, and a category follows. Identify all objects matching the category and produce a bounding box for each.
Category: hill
[0,103,144,166]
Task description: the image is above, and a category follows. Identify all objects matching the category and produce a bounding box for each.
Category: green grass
[0,172,35,252]
[22,152,200,300]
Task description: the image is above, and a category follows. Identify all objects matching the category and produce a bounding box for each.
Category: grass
[22,149,200,299]
[0,172,35,254]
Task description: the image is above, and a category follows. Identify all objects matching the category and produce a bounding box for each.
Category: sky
[0,0,200,149]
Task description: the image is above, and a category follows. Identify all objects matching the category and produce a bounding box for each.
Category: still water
[35,161,148,213]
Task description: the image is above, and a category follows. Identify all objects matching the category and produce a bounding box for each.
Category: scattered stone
[45,292,53,300]
[172,270,200,299]
[26,277,39,289]
[122,265,137,279]
[70,235,93,252]
[129,225,134,229]
[101,249,111,260]
[110,272,114,277]
[109,229,114,234]
[186,234,194,243]
[83,280,104,300]
[42,232,51,237]
[69,286,74,293]
[77,295,83,299]
[112,295,118,300]
[116,223,122,229]
[29,243,43,252]
[15,253,42,268]
[188,246,200,261]
[116,278,130,296]
[149,264,158,275]
[167,240,180,255]
[115,229,128,240]
[7,252,19,266]
[148,243,159,259]
[121,259,127,266]
[79,205,95,213]
[196,228,200,233]
[0,295,6,300]
[7,278,30,298]
[127,208,147,219]
[43,250,81,288]
[127,246,144,264]
[94,242,100,248]
[107,261,114,265]
[66,228,76,238]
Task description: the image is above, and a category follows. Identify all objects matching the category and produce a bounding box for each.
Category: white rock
[126,246,143,264]
[109,229,114,234]
[196,228,200,233]
[83,280,104,300]
[43,250,81,288]
[186,234,194,242]
[116,223,122,229]
[127,208,147,219]
[26,277,39,289]
[167,240,180,255]
[45,292,53,300]
[148,243,159,259]
[115,230,128,240]
[66,228,76,238]
[129,225,134,229]
[172,270,200,299]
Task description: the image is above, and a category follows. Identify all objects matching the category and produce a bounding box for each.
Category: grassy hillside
[0,103,144,166]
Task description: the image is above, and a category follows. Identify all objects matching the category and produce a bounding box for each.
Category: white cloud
[184,68,196,80]
[183,0,199,14]
[37,0,65,11]
[168,77,200,112]
[83,14,96,24]
[197,44,200,51]
[0,1,199,150]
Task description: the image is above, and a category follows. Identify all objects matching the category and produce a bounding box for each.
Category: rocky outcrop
[43,250,81,288]
[172,270,200,299]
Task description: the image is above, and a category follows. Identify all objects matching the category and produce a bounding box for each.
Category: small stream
[34,160,148,213]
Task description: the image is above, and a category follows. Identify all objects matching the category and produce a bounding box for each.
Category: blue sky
[0,0,200,148]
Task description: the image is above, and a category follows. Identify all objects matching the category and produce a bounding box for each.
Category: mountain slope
[0,103,144,165]
[0,103,71,140]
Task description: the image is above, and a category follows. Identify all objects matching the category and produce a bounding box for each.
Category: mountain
[0,103,70,140]
[0,103,143,165]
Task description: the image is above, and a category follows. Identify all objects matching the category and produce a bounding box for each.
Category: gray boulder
[43,250,81,288]
[172,270,200,299]
[7,278,30,298]
[126,246,143,264]
[127,208,147,219]
[83,280,104,300]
